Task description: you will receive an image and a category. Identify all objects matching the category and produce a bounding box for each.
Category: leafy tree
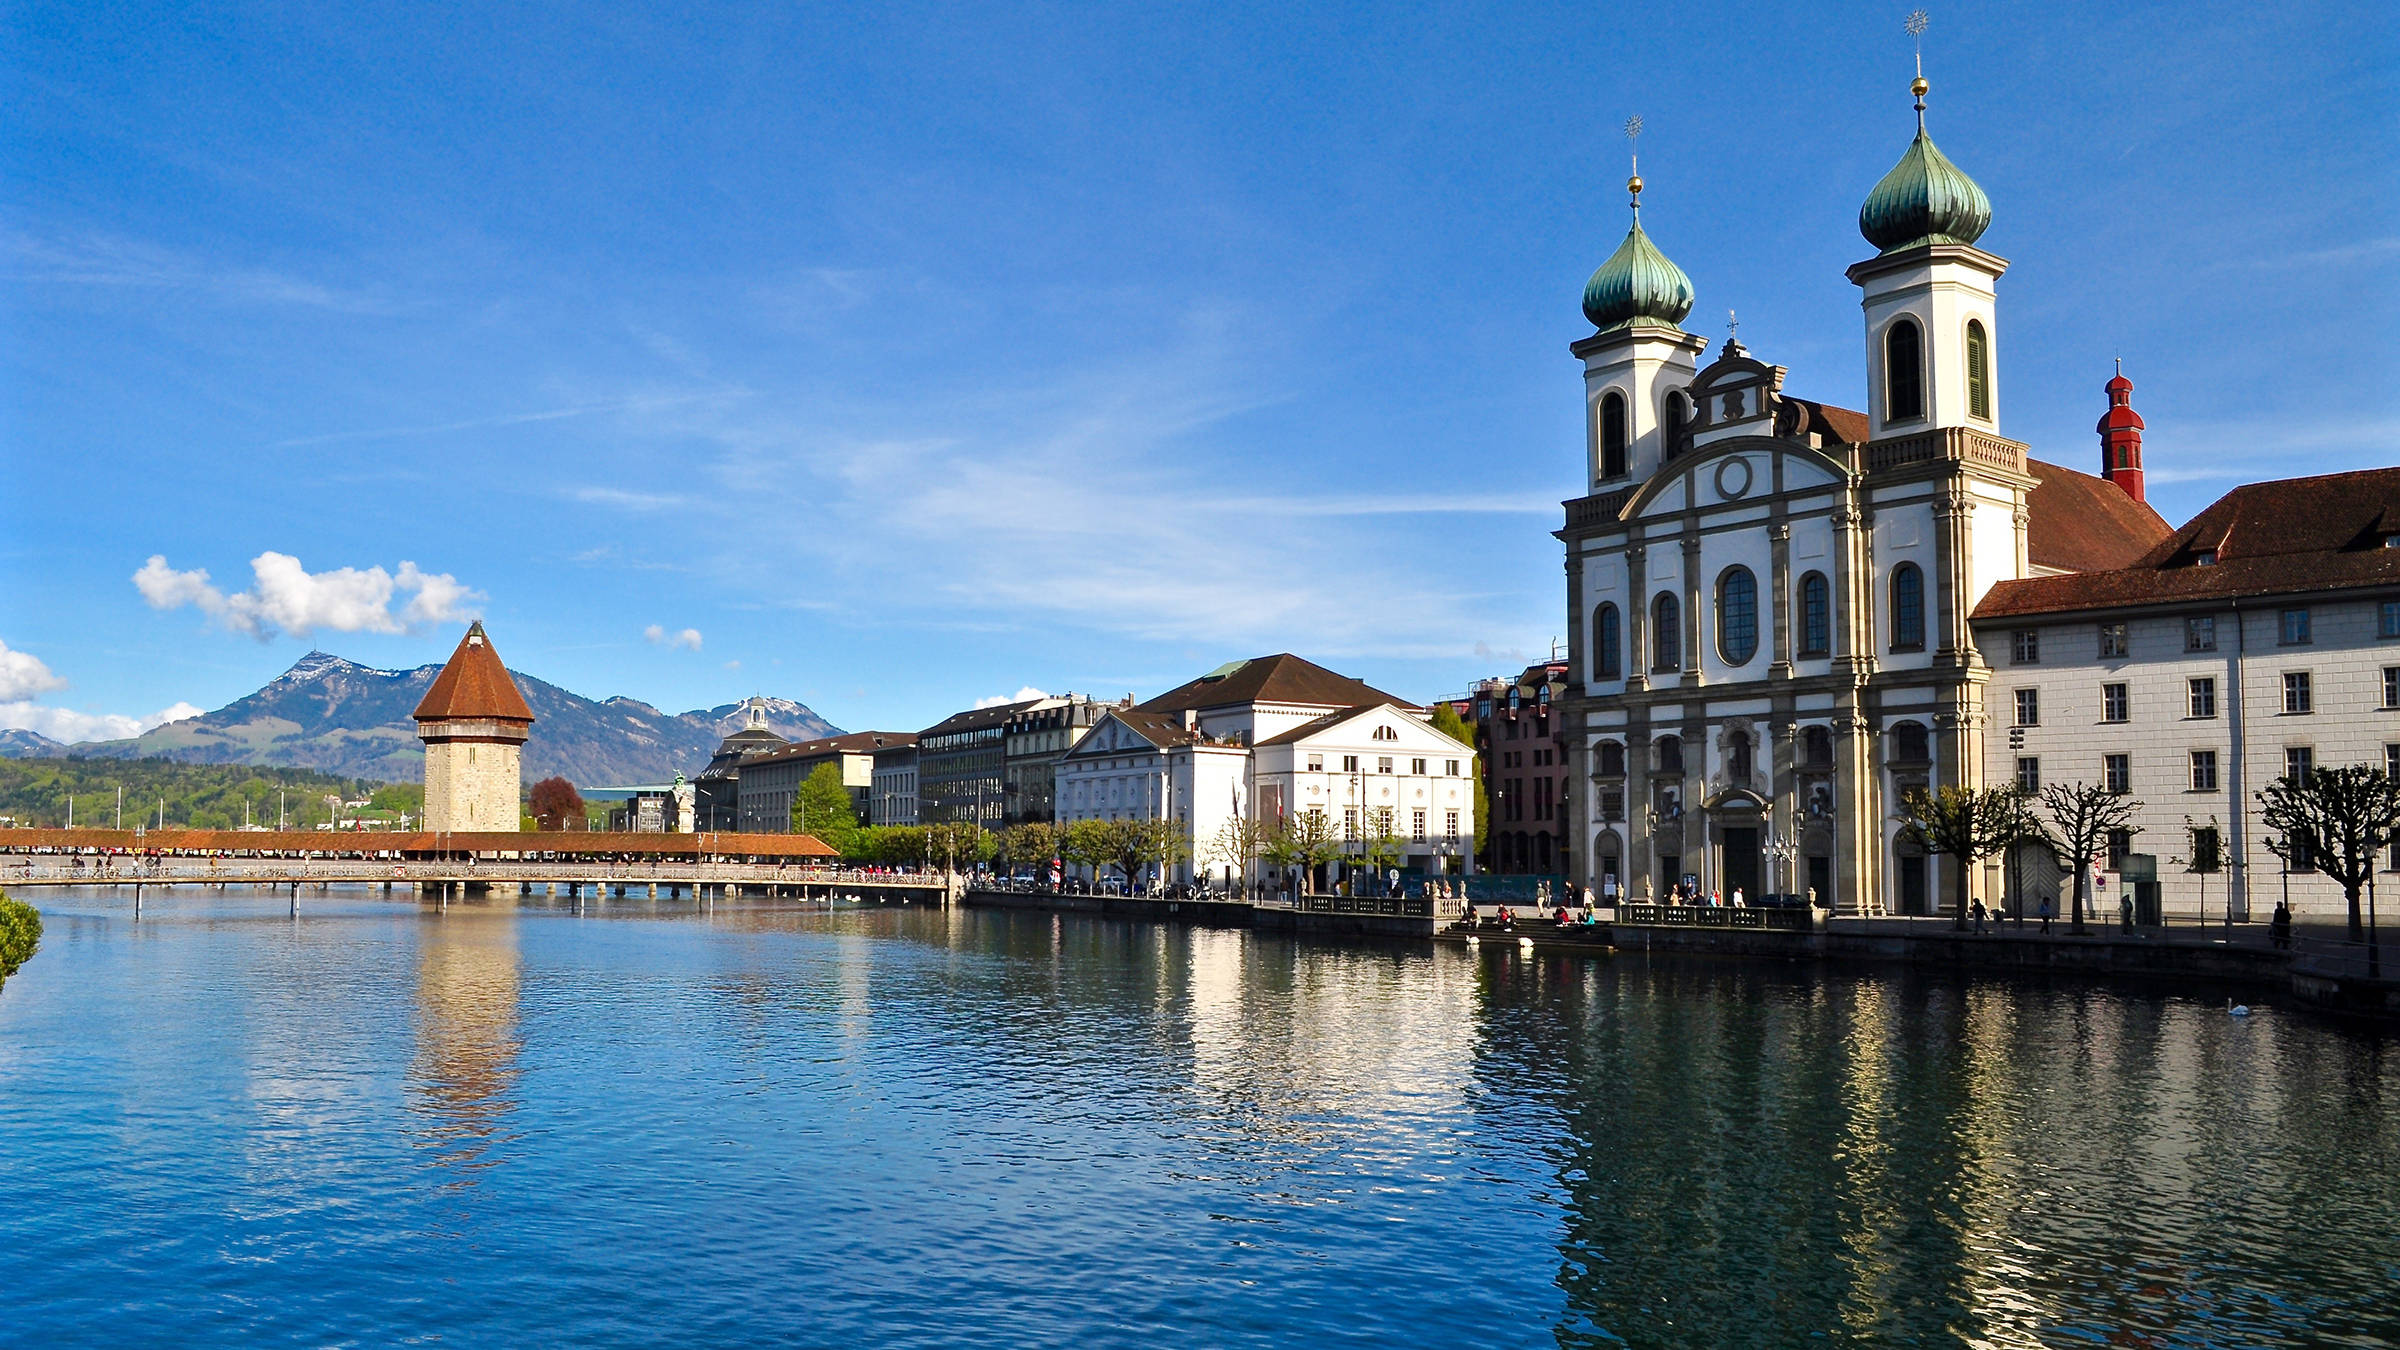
[2258,764,2400,945]
[1100,819,1190,891]
[1262,809,1342,894]
[0,892,40,988]
[1058,819,1113,880]
[999,822,1059,870]
[792,762,860,856]
[2036,782,2143,934]
[1428,702,1476,748]
[1362,809,1406,874]
[529,776,585,831]
[919,820,992,871]
[1895,785,2027,929]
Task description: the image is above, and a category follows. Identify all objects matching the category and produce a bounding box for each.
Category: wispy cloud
[2141,414,2400,485]
[5,229,403,314]
[271,392,734,449]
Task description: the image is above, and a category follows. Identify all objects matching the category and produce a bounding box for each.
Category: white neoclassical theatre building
[1558,78,2201,916]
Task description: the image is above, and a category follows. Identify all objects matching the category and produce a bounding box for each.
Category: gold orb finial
[1911,75,1928,98]
[1627,173,1643,201]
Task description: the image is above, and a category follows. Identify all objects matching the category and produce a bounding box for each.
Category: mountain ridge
[38,651,842,786]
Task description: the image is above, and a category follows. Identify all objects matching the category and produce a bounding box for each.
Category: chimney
[2097,360,2146,502]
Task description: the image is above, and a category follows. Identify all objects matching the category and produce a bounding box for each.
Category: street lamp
[1763,831,1798,899]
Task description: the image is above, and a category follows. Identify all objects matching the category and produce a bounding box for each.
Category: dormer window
[2384,534,2400,549]
[2194,550,2218,567]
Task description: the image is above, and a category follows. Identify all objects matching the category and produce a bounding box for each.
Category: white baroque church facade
[1561,80,2172,915]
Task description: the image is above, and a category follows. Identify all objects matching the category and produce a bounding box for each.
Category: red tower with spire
[2098,361,2146,502]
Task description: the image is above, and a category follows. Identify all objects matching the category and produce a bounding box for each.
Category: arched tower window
[1890,563,1925,650]
[1802,726,1833,769]
[1797,571,1831,657]
[1716,567,1758,665]
[1593,603,1622,679]
[1890,721,1929,765]
[1885,318,1924,422]
[1965,319,1991,422]
[1652,592,1681,671]
[1728,728,1753,784]
[1600,391,1628,479]
[1598,740,1626,776]
[1662,390,1687,458]
[1654,735,1683,775]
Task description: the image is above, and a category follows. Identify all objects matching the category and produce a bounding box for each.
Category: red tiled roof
[1976,467,2400,620]
[412,622,535,724]
[2024,458,2171,573]
[1138,654,1413,715]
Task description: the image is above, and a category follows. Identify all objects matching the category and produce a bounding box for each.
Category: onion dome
[1858,78,1991,254]
[1583,175,1694,333]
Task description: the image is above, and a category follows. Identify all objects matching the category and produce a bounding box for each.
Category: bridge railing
[0,858,948,887]
[1615,902,1813,932]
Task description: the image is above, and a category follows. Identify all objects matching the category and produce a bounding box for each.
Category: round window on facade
[1717,566,1759,665]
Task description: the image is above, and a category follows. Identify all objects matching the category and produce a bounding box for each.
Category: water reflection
[1505,959,2398,1348]
[407,906,522,1188]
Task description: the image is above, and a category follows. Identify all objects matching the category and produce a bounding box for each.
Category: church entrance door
[1721,827,1759,901]
[1898,855,1928,916]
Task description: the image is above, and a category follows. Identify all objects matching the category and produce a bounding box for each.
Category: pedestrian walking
[2038,895,2055,934]
[1970,899,1987,934]
[2271,899,2292,950]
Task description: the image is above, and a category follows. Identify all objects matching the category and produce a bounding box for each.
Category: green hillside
[0,758,410,831]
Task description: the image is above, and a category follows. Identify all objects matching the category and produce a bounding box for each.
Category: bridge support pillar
[290,881,298,919]
[133,883,142,921]
[648,883,658,900]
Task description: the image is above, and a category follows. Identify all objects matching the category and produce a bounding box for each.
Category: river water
[1,888,2393,1348]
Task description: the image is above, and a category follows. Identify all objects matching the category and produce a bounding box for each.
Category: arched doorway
[1894,837,1929,916]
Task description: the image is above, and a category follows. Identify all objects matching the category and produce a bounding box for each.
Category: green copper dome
[1859,126,1991,254]
[1582,216,1694,333]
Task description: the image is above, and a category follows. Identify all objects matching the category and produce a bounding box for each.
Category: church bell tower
[1575,121,1708,491]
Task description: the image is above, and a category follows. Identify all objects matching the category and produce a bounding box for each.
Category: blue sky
[4,0,2394,742]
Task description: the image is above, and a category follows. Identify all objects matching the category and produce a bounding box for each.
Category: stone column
[1833,709,1879,915]
[1625,544,1649,693]
[1768,521,1793,677]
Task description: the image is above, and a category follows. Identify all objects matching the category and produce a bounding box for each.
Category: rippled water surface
[2,888,2395,1348]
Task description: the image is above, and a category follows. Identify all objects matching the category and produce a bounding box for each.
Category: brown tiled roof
[2023,458,2172,573]
[1976,467,2400,620]
[1254,702,1391,747]
[1138,654,1413,714]
[918,699,1045,738]
[1787,398,1872,446]
[745,731,916,766]
[1108,709,1204,749]
[412,622,534,724]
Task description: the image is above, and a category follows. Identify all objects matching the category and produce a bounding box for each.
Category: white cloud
[645,624,704,651]
[0,640,68,702]
[134,552,482,639]
[974,686,1050,709]
[0,699,203,745]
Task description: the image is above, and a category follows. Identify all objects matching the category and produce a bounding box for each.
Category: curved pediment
[1621,435,1852,519]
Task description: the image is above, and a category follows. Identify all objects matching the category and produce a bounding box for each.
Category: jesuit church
[1560,73,2172,914]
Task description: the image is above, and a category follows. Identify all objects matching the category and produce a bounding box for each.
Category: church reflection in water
[408,907,524,1187]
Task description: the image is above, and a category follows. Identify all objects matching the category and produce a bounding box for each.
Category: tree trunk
[2073,870,2088,934]
[2348,881,2364,943]
[1951,851,1969,929]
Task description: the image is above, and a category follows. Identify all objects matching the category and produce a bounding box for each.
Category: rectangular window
[2389,745,2399,779]
[2286,746,2314,780]
[1445,759,1460,777]
[1376,756,1394,774]
[2380,599,2400,639]
[1341,755,1359,773]
[2098,622,2129,659]
[1342,808,1357,838]
[2190,750,2218,793]
[2188,677,2217,719]
[2280,608,2312,645]
[1306,754,1323,772]
[1412,809,1427,841]
[1411,757,1427,775]
[2284,672,2313,714]
[2012,630,2039,664]
[2385,668,2400,709]
[2104,753,2131,794]
[1445,810,1459,839]
[2015,689,2039,726]
[2108,828,2133,868]
[2015,757,2040,792]
[2186,616,2217,652]
[2101,683,2129,723]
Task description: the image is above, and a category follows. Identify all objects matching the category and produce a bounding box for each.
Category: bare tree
[1202,814,1264,893]
[2037,783,2142,934]
[2257,765,2400,949]
[1896,785,2027,928]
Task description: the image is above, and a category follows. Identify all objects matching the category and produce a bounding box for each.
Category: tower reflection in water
[408,905,523,1188]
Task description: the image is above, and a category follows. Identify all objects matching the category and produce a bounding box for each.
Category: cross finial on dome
[1624,114,1645,214]
[1906,10,1931,131]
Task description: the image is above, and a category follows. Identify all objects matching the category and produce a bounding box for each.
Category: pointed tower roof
[412,621,535,725]
[1860,72,1991,253]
